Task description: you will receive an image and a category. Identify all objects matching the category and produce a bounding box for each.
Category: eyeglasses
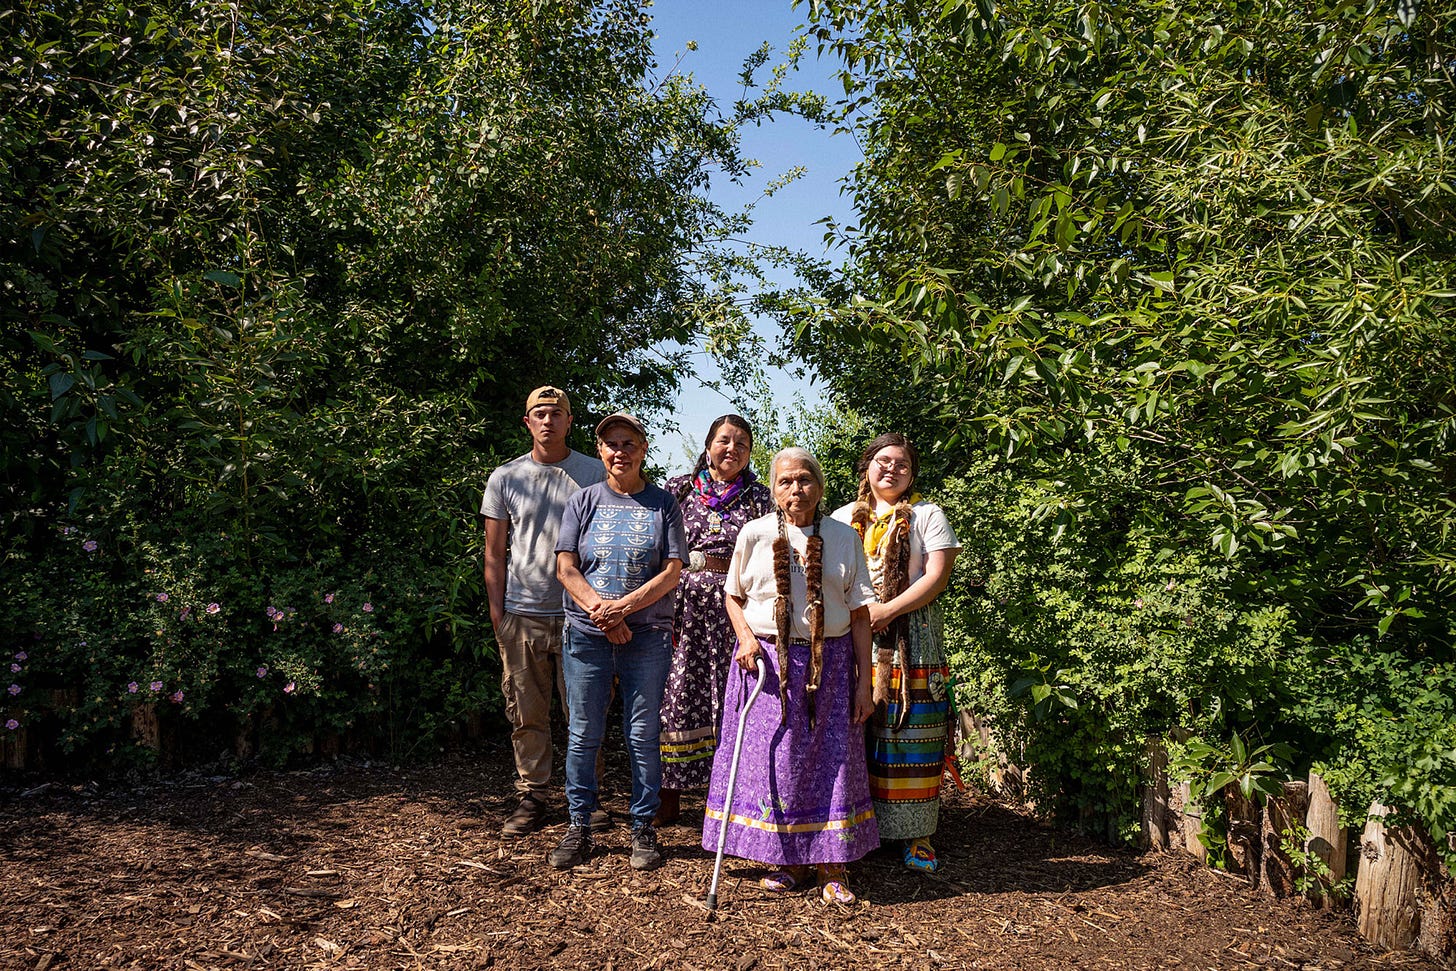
[873,457,911,474]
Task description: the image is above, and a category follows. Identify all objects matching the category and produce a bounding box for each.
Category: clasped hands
[587,599,632,645]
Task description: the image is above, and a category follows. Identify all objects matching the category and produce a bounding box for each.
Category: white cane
[705,655,767,920]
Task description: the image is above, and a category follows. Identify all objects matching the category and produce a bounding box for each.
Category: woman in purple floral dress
[657,415,772,824]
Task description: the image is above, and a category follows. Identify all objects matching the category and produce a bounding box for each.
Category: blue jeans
[562,625,672,830]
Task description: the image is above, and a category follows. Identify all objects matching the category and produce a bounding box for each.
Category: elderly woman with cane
[701,447,879,905]
[833,433,960,873]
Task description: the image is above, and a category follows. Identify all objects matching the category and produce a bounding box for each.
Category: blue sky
[644,0,861,472]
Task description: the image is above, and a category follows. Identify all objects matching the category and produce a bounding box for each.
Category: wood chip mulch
[0,743,1442,970]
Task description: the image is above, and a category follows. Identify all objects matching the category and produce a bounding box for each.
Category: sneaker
[549,823,593,869]
[629,824,663,871]
[501,794,547,837]
[589,807,614,833]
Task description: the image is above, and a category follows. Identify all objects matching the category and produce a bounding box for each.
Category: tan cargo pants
[497,612,568,798]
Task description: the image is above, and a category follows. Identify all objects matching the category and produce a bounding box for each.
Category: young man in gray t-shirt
[481,386,605,836]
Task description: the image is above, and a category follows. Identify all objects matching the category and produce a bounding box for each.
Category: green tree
[797,0,1456,838]
[801,0,1455,636]
[0,0,754,766]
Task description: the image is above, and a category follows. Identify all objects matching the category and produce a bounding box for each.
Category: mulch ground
[1,740,1443,971]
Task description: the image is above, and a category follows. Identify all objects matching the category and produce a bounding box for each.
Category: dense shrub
[1,0,753,770]
[936,451,1456,866]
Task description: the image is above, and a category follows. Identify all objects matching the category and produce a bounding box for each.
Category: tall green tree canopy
[800,0,1456,645]
[0,0,752,763]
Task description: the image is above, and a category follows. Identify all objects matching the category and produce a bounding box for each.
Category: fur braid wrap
[851,496,915,727]
[771,508,794,723]
[771,506,827,726]
[803,508,825,729]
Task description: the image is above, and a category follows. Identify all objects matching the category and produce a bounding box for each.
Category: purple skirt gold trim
[701,632,880,866]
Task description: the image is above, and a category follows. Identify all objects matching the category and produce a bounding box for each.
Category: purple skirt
[701,633,880,866]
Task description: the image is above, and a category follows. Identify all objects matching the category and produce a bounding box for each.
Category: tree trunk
[1305,771,1348,909]
[1260,781,1309,896]
[1355,802,1421,950]
[1226,786,1261,882]
[1140,736,1170,851]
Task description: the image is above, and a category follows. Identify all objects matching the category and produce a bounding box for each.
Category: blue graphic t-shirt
[556,481,686,634]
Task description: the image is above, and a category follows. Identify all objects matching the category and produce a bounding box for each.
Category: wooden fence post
[1226,786,1261,882]
[1355,802,1421,950]
[3,724,26,770]
[1173,780,1208,862]
[957,708,1026,800]
[1305,771,1348,909]
[1260,781,1309,896]
[1401,828,1456,961]
[1140,736,1170,851]
[131,703,160,751]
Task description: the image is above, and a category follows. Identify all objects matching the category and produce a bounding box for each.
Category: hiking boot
[589,807,614,833]
[549,823,593,869]
[501,794,547,837]
[630,824,663,871]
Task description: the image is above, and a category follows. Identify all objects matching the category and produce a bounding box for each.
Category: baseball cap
[594,412,648,439]
[525,386,571,414]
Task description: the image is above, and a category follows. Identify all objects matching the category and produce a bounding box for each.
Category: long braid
[772,506,794,722]
[771,504,827,726]
[676,451,710,503]
[853,474,916,723]
[804,506,825,728]
[850,474,875,536]
[884,500,915,727]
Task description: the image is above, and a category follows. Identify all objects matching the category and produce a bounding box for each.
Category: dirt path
[1,746,1440,970]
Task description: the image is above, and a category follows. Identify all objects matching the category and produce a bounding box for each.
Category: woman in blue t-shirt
[552,412,686,872]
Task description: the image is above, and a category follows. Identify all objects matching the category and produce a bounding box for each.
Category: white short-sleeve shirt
[830,499,961,585]
[725,513,877,640]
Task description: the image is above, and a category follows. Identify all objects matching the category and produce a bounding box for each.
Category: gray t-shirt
[481,449,605,617]
[555,481,686,634]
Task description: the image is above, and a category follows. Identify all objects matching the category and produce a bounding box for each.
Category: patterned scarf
[772,505,825,727]
[693,468,751,510]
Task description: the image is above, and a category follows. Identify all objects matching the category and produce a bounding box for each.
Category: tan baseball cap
[594,411,648,439]
[525,386,571,414]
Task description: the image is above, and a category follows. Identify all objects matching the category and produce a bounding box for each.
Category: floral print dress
[658,471,772,790]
